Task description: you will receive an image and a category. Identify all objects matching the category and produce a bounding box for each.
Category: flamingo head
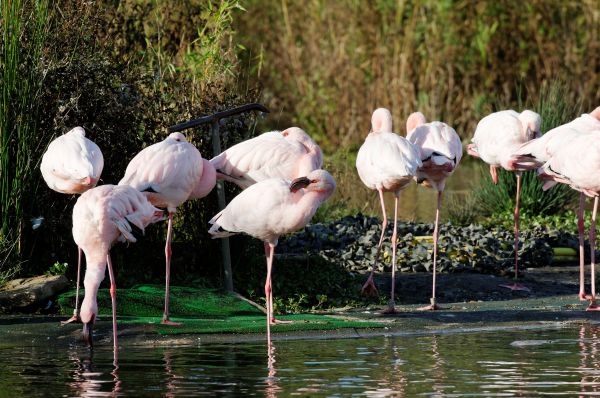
[519,110,542,139]
[371,108,393,133]
[590,106,600,121]
[290,169,336,198]
[82,313,96,348]
[406,112,427,134]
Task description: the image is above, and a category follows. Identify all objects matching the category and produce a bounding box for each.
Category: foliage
[236,0,599,150]
[0,0,49,270]
[44,261,68,276]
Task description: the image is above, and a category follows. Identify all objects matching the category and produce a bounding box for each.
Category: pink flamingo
[210,127,323,189]
[467,110,541,291]
[510,107,600,300]
[355,108,421,312]
[73,184,163,359]
[119,132,215,325]
[535,132,600,310]
[208,169,336,345]
[406,112,463,310]
[40,126,104,324]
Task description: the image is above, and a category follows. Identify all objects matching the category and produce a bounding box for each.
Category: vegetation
[236,0,599,150]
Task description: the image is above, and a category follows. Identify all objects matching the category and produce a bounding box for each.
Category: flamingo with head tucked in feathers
[406,112,462,310]
[355,108,421,312]
[209,127,323,189]
[119,132,215,325]
[510,106,600,302]
[73,184,164,361]
[208,169,335,345]
[467,109,541,292]
[40,126,104,324]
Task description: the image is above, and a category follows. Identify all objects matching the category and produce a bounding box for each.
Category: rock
[0,275,69,312]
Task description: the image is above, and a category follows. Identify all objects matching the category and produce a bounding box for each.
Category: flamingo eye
[310,179,317,183]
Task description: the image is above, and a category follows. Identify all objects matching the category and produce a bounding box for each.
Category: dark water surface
[2,325,600,397]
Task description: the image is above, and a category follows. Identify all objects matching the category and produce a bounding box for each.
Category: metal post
[168,103,269,292]
[211,120,234,292]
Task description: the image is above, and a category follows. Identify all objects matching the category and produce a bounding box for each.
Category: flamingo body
[40,127,103,194]
[210,127,323,189]
[119,132,214,323]
[73,184,163,351]
[355,108,421,309]
[209,169,335,343]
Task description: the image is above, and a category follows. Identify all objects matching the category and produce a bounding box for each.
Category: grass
[0,0,49,283]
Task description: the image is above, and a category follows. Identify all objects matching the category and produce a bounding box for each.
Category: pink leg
[587,197,600,311]
[420,191,444,310]
[263,243,272,346]
[265,243,291,325]
[500,173,530,292]
[383,195,399,314]
[362,188,387,297]
[62,246,83,325]
[579,193,589,300]
[106,253,118,366]
[490,165,498,185]
[161,212,181,326]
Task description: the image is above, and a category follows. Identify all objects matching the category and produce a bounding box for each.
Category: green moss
[57,285,385,334]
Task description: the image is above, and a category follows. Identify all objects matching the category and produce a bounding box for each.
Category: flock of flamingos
[39,104,600,356]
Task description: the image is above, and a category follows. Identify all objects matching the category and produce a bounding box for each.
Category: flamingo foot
[381,300,397,314]
[160,319,183,326]
[61,314,81,325]
[361,274,379,297]
[418,298,444,311]
[579,292,592,301]
[499,283,531,292]
[270,318,292,325]
[586,301,600,311]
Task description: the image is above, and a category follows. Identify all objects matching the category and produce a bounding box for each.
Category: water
[2,325,600,396]
[333,160,482,223]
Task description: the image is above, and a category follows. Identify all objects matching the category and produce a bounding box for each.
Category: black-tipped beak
[290,177,311,192]
[83,322,93,348]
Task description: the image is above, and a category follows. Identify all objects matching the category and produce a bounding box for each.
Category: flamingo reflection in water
[578,324,600,396]
[67,348,121,397]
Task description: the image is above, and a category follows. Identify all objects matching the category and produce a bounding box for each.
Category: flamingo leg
[587,197,600,311]
[265,243,291,325]
[420,191,444,310]
[161,212,181,326]
[579,193,589,300]
[383,194,399,314]
[362,188,387,297]
[263,243,272,346]
[499,172,530,292]
[62,246,83,325]
[106,253,118,366]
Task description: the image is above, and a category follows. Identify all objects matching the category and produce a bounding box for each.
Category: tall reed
[0,0,49,279]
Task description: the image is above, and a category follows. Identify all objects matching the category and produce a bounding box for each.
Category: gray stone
[0,275,69,312]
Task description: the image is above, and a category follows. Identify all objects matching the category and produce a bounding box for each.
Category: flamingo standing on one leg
[119,132,215,325]
[210,127,323,189]
[355,108,421,312]
[40,126,104,324]
[510,106,600,300]
[467,109,541,291]
[208,169,336,345]
[73,184,164,361]
[406,112,463,310]
[535,132,600,310]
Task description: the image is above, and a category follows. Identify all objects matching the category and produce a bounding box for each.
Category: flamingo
[40,126,104,324]
[535,132,600,310]
[73,184,163,360]
[355,108,421,312]
[467,110,541,291]
[208,169,336,345]
[210,127,323,189]
[510,106,600,301]
[406,112,463,310]
[119,132,215,325]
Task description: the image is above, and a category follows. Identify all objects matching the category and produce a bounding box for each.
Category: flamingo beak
[290,177,311,192]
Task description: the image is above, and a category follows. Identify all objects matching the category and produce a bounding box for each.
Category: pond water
[2,324,600,396]
[332,159,483,223]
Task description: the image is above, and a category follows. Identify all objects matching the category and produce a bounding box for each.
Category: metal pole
[211,120,234,292]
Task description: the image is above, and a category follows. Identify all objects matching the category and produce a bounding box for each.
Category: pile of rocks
[279,214,585,275]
